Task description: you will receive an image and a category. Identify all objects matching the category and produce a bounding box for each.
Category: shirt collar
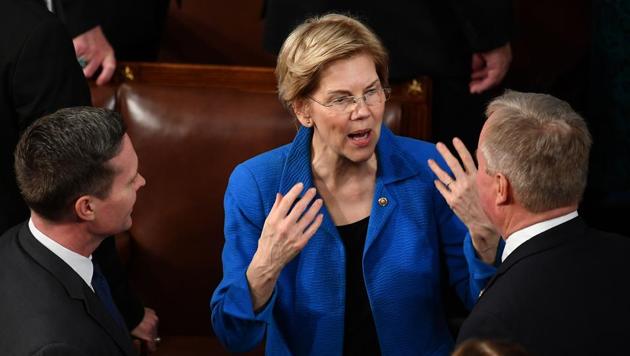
[28,218,95,291]
[501,211,579,262]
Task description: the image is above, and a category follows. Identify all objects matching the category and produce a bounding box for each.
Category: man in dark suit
[262,0,513,150]
[0,107,147,355]
[0,0,91,234]
[429,90,630,355]
[0,2,159,350]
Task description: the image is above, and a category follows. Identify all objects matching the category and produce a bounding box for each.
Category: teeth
[350,131,368,140]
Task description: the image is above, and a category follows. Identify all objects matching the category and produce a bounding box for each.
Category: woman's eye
[365,88,378,96]
[331,96,351,105]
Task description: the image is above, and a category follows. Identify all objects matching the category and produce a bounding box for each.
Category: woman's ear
[293,99,313,127]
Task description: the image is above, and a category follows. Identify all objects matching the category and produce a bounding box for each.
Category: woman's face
[296,53,386,164]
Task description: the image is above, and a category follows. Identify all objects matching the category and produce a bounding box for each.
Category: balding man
[429,90,630,355]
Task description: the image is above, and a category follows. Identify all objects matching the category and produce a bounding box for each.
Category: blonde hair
[452,339,530,356]
[275,13,389,111]
[480,90,592,213]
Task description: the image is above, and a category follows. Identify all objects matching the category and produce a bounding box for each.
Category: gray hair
[480,91,592,213]
[15,107,126,221]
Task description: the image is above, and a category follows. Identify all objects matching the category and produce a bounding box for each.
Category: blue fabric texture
[211,125,496,355]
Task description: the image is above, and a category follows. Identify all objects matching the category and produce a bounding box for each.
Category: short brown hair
[480,91,592,213]
[14,107,126,221]
[275,13,389,111]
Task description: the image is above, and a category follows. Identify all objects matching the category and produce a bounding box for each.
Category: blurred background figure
[580,0,630,238]
[0,1,159,351]
[0,0,91,235]
[261,0,513,151]
[51,0,171,84]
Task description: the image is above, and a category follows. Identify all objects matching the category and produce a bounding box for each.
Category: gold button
[378,197,388,206]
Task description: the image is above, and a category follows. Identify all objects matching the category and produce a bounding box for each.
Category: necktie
[91,261,127,331]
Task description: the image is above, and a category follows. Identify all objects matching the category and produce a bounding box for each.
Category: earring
[304,118,312,127]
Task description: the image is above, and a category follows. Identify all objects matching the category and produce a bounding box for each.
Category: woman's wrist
[246,254,281,311]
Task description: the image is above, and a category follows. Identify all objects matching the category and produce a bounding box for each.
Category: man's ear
[74,196,96,222]
[293,99,313,127]
[495,173,511,206]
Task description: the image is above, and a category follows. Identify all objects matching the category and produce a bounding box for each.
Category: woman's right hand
[246,182,324,311]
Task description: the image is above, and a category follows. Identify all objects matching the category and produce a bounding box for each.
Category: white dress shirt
[501,211,579,262]
[29,218,95,291]
[44,0,53,12]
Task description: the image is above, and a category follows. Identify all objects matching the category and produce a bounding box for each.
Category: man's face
[90,134,145,236]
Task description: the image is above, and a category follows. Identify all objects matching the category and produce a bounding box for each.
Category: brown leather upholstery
[90,62,431,356]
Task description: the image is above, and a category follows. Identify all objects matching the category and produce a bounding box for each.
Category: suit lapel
[479,217,588,298]
[18,224,135,356]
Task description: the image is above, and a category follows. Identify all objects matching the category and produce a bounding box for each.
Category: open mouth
[348,129,371,141]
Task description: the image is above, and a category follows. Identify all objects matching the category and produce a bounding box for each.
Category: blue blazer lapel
[364,127,419,252]
[278,127,340,238]
[18,225,135,356]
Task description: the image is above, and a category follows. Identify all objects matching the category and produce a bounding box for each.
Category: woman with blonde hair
[211,14,499,355]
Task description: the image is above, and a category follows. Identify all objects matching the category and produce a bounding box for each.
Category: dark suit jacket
[0,0,91,234]
[0,223,136,356]
[0,0,145,333]
[457,217,630,355]
[53,0,170,61]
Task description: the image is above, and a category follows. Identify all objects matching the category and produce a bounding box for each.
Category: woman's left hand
[427,138,500,265]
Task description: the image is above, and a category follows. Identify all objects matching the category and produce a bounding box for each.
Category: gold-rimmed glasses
[308,87,391,113]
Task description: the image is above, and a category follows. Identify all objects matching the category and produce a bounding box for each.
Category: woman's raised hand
[427,138,499,264]
[246,182,324,310]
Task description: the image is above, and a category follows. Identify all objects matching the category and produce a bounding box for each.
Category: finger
[145,340,157,353]
[276,182,304,217]
[470,70,498,93]
[427,158,454,186]
[96,55,116,85]
[435,141,466,177]
[298,213,324,246]
[82,56,102,78]
[471,53,485,71]
[470,67,487,80]
[433,180,453,204]
[265,193,283,222]
[471,79,492,93]
[286,187,317,222]
[452,137,477,174]
[297,198,323,231]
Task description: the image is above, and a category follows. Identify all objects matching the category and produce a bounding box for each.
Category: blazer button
[378,197,388,206]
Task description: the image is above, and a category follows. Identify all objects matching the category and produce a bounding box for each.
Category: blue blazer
[211,126,495,355]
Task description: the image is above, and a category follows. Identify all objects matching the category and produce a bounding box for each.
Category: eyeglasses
[308,87,391,113]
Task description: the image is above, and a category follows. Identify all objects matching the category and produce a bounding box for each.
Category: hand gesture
[130,307,159,353]
[73,26,116,86]
[469,42,512,94]
[428,138,499,264]
[246,182,324,310]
